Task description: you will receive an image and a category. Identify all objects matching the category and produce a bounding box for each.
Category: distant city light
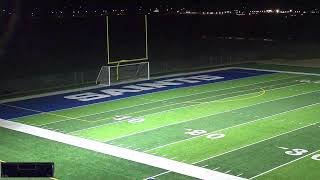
[1,4,320,18]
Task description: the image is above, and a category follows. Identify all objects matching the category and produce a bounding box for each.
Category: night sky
[2,0,320,9]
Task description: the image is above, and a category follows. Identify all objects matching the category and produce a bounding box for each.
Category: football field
[0,67,320,179]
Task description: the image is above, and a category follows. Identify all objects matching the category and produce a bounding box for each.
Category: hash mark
[225,170,231,173]
[237,173,243,177]
[213,167,220,170]
[278,146,289,150]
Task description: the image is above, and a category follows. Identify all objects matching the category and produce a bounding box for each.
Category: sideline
[0,119,245,180]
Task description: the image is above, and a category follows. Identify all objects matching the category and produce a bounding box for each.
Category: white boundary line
[1,66,318,108]
[10,73,303,121]
[149,121,320,179]
[3,66,317,120]
[234,67,320,77]
[0,119,246,180]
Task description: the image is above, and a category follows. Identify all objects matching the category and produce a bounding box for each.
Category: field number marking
[296,80,320,84]
[185,129,207,136]
[185,129,225,139]
[311,154,320,161]
[285,148,308,156]
[279,147,320,161]
[113,115,144,123]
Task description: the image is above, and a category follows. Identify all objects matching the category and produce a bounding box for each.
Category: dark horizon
[2,0,320,10]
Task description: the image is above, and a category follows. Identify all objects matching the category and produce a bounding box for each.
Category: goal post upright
[145,14,149,60]
[98,15,150,85]
[106,15,149,65]
[106,16,110,64]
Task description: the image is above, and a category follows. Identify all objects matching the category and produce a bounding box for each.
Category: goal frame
[96,61,150,86]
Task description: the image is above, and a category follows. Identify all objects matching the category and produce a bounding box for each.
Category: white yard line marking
[193,122,319,165]
[148,121,320,179]
[144,102,320,152]
[249,150,320,179]
[278,147,289,150]
[7,71,302,121]
[72,82,307,135]
[225,170,232,174]
[39,80,294,127]
[104,89,320,143]
[0,119,245,180]
[2,104,89,124]
[22,75,304,127]
[4,66,316,122]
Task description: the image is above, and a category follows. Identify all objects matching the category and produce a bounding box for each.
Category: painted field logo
[64,75,224,102]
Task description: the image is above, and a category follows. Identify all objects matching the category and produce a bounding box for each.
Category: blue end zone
[0,68,275,120]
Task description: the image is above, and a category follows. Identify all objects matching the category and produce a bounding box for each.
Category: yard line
[193,122,319,165]
[102,88,319,143]
[0,119,245,180]
[9,73,302,122]
[88,85,265,121]
[34,75,303,127]
[39,84,264,126]
[147,122,320,179]
[249,149,320,179]
[53,74,306,119]
[2,104,90,123]
[144,102,320,152]
[70,82,306,135]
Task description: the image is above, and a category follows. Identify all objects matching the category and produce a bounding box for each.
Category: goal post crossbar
[106,15,149,65]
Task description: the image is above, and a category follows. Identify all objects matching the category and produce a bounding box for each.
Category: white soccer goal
[96,61,150,86]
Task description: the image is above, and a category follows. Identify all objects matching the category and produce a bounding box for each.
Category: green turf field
[1,66,320,180]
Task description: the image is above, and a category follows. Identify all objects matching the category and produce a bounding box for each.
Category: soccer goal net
[96,61,150,86]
